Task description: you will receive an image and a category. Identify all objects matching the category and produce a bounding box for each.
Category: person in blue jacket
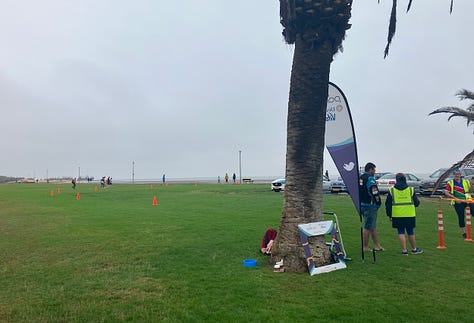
[359,162,384,252]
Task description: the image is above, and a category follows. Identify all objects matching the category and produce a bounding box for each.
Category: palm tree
[429,89,474,191]
[270,0,352,272]
[272,0,454,273]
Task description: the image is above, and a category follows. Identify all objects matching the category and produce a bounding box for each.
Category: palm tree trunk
[271,38,334,272]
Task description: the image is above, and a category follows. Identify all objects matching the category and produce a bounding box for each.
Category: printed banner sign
[298,221,346,276]
[326,82,360,213]
[298,221,334,237]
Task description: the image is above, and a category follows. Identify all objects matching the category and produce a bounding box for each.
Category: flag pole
[359,211,364,262]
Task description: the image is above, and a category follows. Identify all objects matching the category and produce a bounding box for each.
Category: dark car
[420,167,474,195]
[329,177,347,193]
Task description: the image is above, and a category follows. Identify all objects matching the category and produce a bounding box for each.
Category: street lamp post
[132,161,135,184]
[239,150,242,184]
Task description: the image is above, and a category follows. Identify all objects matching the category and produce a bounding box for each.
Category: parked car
[271,178,285,192]
[271,175,332,192]
[323,175,331,192]
[420,167,474,195]
[375,172,391,180]
[17,178,37,184]
[329,177,347,193]
[376,173,421,194]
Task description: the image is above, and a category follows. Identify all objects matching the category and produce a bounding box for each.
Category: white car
[271,175,331,192]
[376,173,421,194]
[271,178,286,192]
[323,175,331,192]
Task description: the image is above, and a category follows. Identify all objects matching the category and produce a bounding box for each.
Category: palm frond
[429,107,474,127]
[384,0,398,58]
[456,89,474,101]
[432,149,474,193]
[407,0,413,12]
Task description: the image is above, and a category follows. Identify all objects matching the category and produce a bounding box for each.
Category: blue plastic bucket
[243,259,257,268]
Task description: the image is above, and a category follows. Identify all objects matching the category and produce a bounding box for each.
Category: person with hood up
[385,173,423,255]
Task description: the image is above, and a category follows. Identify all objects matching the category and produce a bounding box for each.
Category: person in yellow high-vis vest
[444,168,474,239]
[385,173,423,255]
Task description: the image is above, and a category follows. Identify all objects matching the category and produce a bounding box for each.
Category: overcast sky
[0,1,473,180]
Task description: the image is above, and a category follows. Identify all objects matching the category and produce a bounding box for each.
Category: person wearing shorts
[359,162,384,252]
[385,173,423,255]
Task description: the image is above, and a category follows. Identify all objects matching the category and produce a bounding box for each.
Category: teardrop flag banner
[325,82,360,214]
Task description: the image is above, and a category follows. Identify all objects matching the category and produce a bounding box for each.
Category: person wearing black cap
[385,173,423,255]
[445,168,473,239]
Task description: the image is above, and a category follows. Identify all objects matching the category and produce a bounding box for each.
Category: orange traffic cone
[437,209,446,249]
[465,206,472,242]
[94,186,99,192]
[150,184,154,189]
[152,196,158,205]
[50,190,55,197]
[76,193,81,201]
[57,188,61,194]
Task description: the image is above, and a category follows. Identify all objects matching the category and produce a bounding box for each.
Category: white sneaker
[275,259,284,266]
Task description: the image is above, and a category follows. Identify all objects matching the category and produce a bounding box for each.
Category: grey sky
[0,1,472,180]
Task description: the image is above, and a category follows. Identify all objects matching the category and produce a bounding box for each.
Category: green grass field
[1,183,473,322]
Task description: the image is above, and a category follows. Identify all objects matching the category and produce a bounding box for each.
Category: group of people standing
[100,176,112,188]
[360,162,473,256]
[220,173,237,184]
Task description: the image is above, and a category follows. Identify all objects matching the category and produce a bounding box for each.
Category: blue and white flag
[325,82,360,213]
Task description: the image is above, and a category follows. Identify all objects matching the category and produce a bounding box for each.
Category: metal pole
[239,150,242,184]
[78,166,80,180]
[132,161,135,184]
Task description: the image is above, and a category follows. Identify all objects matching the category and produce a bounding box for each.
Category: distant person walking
[359,162,384,252]
[162,174,166,185]
[385,173,423,255]
[232,173,236,184]
[225,173,229,183]
[71,177,77,190]
[444,168,473,239]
